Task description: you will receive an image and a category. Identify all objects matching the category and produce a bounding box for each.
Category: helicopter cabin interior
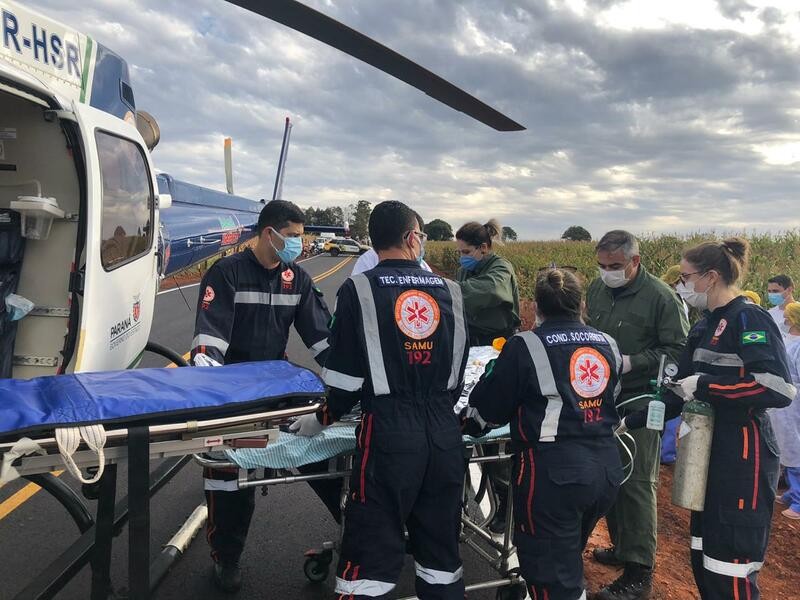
[0,88,82,380]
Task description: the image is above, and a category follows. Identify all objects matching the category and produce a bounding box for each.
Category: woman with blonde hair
[624,238,794,599]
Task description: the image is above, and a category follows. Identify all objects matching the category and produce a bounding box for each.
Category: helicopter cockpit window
[96,131,153,270]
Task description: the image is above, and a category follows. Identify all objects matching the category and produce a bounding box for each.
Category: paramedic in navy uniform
[190,200,331,593]
[292,200,470,599]
[464,268,624,600]
[621,238,795,600]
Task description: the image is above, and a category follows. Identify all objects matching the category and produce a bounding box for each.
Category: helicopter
[0,0,524,381]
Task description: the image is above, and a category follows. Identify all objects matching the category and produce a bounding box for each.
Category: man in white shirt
[768,275,795,338]
[352,212,433,275]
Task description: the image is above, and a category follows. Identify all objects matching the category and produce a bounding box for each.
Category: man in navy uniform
[191,200,331,592]
[293,200,469,599]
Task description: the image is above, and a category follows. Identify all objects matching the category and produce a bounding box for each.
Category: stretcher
[0,360,326,600]
[196,346,531,599]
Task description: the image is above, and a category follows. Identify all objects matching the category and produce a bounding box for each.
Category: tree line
[302,201,522,243]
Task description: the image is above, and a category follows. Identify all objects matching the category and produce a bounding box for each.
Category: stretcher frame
[0,401,322,600]
[194,435,529,600]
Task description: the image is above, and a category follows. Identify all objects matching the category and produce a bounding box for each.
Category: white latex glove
[193,353,222,367]
[289,414,326,437]
[614,417,628,436]
[621,355,632,375]
[679,375,701,401]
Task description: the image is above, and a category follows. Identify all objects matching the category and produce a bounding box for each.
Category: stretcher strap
[0,437,46,487]
[55,424,108,484]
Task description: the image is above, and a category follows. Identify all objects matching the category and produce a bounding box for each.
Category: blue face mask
[460,255,480,271]
[417,243,426,265]
[768,292,785,307]
[271,229,303,263]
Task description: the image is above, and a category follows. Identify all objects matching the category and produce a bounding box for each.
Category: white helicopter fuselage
[1,1,161,377]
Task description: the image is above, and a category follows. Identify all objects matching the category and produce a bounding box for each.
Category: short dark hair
[595,230,639,258]
[369,201,418,251]
[768,274,794,289]
[535,269,583,319]
[257,200,305,235]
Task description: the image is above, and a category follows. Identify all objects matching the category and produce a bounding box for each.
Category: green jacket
[457,253,521,343]
[586,265,689,395]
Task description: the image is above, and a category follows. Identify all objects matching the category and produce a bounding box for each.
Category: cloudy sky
[29,0,800,239]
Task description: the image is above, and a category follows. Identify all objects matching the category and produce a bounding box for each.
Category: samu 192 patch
[742,331,767,345]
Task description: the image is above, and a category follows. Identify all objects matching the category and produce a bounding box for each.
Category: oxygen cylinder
[672,399,715,511]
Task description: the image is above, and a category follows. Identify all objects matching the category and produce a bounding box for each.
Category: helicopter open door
[71,103,159,372]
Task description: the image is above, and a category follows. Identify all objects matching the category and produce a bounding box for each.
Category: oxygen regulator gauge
[665,363,679,378]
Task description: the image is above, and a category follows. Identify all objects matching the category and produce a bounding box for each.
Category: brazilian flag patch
[742,331,767,345]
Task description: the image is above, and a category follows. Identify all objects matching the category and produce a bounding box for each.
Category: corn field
[425,232,800,303]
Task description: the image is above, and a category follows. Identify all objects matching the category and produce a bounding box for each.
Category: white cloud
[22,0,800,239]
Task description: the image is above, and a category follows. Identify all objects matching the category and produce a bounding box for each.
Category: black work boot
[594,562,652,600]
[592,546,624,567]
[488,490,509,535]
[212,561,242,593]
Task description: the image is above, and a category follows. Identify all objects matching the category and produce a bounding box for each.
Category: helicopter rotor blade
[224,0,525,131]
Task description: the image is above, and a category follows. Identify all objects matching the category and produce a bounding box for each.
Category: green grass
[425,232,800,302]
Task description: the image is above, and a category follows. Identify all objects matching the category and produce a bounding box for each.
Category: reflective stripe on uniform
[577,591,587,600]
[752,372,797,400]
[310,338,330,357]
[691,536,703,550]
[322,367,365,392]
[234,291,302,306]
[601,332,623,399]
[444,279,467,391]
[191,334,229,353]
[414,562,463,585]
[335,577,395,596]
[703,555,763,578]
[351,274,391,396]
[203,478,239,492]
[517,331,563,442]
[693,348,744,367]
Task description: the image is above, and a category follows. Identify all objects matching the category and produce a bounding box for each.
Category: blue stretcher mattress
[0,361,324,439]
[226,424,512,469]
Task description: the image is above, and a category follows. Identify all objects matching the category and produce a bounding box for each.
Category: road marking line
[0,471,64,522]
[156,254,343,295]
[164,257,353,367]
[0,260,354,520]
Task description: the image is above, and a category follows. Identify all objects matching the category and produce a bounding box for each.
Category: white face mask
[677,280,708,310]
[599,267,629,289]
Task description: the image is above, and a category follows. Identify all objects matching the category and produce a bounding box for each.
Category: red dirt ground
[584,466,799,599]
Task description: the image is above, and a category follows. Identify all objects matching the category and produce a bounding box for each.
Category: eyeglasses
[408,230,428,243]
[679,271,704,284]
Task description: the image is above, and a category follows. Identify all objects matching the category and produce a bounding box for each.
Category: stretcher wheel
[303,551,332,583]
[495,582,527,600]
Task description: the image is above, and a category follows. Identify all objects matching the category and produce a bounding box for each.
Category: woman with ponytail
[455,219,521,347]
[624,237,795,599]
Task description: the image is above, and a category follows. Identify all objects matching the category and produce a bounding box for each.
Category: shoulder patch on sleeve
[742,331,768,345]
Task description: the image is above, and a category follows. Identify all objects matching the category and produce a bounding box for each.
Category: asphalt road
[0,253,502,600]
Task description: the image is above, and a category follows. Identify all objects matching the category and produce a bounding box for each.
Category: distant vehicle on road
[324,238,370,256]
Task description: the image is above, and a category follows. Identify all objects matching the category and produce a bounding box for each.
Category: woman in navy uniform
[623,238,795,599]
[465,268,624,600]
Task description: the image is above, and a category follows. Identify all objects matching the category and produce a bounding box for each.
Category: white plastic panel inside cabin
[0,87,83,379]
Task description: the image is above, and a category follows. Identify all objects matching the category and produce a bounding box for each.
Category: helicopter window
[96,131,153,270]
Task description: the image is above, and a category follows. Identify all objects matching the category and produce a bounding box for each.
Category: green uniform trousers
[606,423,660,568]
